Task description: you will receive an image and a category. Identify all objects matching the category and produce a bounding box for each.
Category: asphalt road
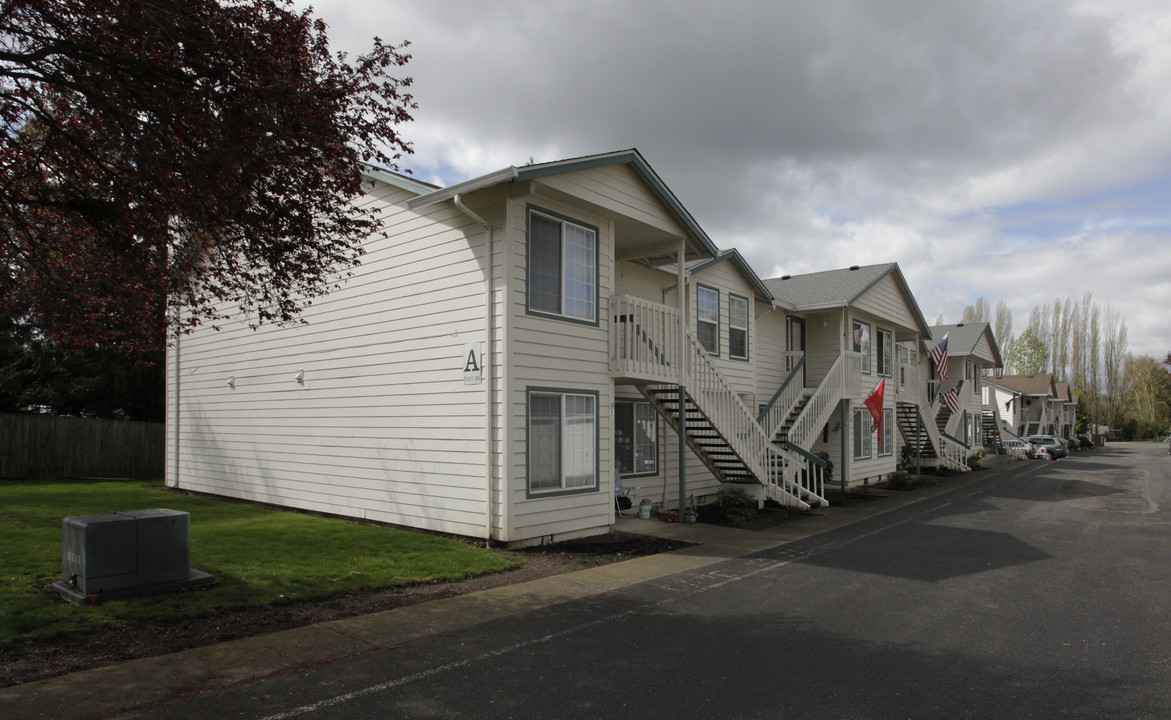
[128,444,1171,719]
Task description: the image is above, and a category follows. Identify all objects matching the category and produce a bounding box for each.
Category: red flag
[864,379,885,433]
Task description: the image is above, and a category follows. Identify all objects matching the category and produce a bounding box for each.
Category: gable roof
[659,249,774,302]
[929,322,1004,368]
[763,263,932,335]
[995,374,1057,397]
[404,149,721,261]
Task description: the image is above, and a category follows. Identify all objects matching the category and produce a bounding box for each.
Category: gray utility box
[55,508,213,604]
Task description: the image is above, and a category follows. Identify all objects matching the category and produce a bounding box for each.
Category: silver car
[1026,435,1068,458]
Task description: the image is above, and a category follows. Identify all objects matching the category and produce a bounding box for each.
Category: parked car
[1003,439,1037,458]
[1026,435,1068,458]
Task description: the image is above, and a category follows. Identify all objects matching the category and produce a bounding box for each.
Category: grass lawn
[0,479,518,648]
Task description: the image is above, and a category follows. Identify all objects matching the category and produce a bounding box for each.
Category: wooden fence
[0,414,164,480]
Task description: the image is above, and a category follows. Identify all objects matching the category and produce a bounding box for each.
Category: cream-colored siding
[970,333,997,366]
[803,312,842,387]
[504,190,615,541]
[167,181,497,538]
[852,274,918,334]
[754,305,789,399]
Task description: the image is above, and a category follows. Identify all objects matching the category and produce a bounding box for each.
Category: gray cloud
[310,0,1171,358]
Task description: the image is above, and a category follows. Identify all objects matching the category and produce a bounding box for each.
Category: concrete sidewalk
[0,464,1018,719]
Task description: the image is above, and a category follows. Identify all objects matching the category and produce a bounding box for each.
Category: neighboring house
[993,374,1060,437]
[1055,383,1078,440]
[760,263,961,485]
[166,149,829,547]
[926,323,1004,452]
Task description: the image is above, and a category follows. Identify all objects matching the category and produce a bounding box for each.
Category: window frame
[728,293,749,361]
[852,320,872,374]
[877,328,893,377]
[973,363,982,394]
[526,387,599,497]
[853,408,872,460]
[614,399,659,478]
[525,206,599,326]
[696,284,720,356]
[877,408,895,457]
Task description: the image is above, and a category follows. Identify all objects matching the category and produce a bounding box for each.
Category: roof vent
[848,265,860,271]
[781,275,791,280]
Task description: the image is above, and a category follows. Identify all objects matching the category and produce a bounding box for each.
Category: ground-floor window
[528,388,598,494]
[853,408,871,460]
[877,408,895,456]
[615,400,658,476]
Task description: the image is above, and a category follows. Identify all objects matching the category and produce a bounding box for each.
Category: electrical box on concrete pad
[53,508,214,605]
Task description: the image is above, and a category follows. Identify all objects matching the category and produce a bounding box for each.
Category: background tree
[1,0,415,355]
[1121,355,1171,439]
[1102,305,1129,429]
[961,296,990,323]
[992,299,1013,375]
[1009,326,1048,375]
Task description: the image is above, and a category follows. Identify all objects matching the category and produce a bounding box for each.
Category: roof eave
[405,167,521,210]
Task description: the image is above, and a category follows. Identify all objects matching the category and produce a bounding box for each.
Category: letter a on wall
[463,343,484,385]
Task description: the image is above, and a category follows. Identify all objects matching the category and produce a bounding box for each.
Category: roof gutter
[408,167,519,210]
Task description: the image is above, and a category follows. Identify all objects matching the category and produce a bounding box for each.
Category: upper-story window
[852,320,871,374]
[877,328,893,376]
[697,285,719,355]
[527,208,597,323]
[973,363,982,394]
[729,294,749,360]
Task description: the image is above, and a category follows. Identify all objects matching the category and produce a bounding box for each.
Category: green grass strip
[0,479,517,647]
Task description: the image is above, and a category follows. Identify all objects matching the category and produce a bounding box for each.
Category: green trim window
[615,400,658,476]
[852,320,871,374]
[527,208,598,323]
[853,408,871,460]
[877,328,893,377]
[527,389,598,494]
[729,294,749,360]
[697,285,720,355]
[877,408,895,456]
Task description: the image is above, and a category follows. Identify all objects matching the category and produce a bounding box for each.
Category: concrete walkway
[0,461,1021,719]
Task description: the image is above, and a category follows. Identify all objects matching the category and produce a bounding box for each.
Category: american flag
[1051,416,1061,435]
[930,334,949,380]
[941,380,963,414]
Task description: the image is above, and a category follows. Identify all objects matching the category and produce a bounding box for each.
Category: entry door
[787,316,807,386]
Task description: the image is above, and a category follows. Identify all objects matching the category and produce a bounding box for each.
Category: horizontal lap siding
[755,306,788,399]
[507,165,700,541]
[852,274,920,334]
[689,260,758,402]
[169,183,497,537]
[805,318,841,387]
[507,190,615,541]
[972,333,999,366]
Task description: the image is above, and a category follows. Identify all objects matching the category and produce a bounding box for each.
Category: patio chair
[614,468,639,517]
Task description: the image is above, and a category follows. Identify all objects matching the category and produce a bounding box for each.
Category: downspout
[171,314,180,490]
[677,239,687,514]
[841,306,848,489]
[454,193,494,546]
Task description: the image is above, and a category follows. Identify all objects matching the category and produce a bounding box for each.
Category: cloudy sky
[307,0,1171,361]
